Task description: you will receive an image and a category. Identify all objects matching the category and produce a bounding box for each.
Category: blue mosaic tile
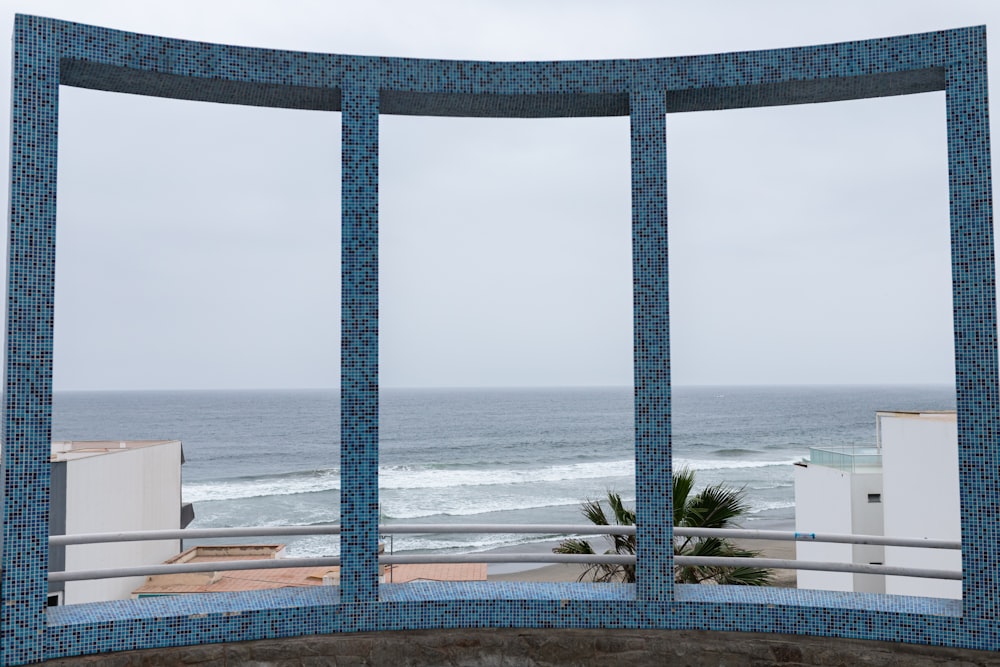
[4,13,996,665]
[340,83,381,607]
[380,581,633,602]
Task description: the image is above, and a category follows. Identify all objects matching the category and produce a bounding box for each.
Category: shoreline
[484,520,797,587]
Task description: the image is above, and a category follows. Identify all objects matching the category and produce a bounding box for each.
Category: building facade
[794,411,961,599]
[48,440,190,606]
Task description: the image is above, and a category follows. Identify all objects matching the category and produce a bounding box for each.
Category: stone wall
[43,629,1000,666]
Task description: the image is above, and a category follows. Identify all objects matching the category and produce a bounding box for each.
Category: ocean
[51,385,955,558]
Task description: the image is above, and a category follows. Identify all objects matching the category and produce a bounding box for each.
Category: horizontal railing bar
[50,525,960,549]
[48,555,627,582]
[49,525,344,546]
[379,524,636,536]
[48,556,341,583]
[382,554,960,580]
[48,524,632,546]
[674,556,962,581]
[381,554,633,565]
[50,552,961,583]
[675,528,960,550]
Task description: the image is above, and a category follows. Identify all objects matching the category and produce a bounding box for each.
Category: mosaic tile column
[2,16,60,667]
[340,84,380,605]
[631,90,671,601]
[5,15,999,660]
[944,33,999,622]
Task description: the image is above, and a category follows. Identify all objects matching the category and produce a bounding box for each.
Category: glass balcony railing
[808,446,882,473]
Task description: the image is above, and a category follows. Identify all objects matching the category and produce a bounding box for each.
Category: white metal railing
[47,524,963,583]
[48,524,344,546]
[49,557,344,583]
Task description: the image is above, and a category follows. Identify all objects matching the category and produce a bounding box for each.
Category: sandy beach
[486,537,797,588]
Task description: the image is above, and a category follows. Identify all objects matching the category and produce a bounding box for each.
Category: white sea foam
[746,499,797,514]
[184,470,341,503]
[384,532,547,554]
[279,531,562,558]
[380,494,588,520]
[185,456,799,503]
[676,458,801,471]
[280,534,340,558]
[379,459,635,490]
[185,459,635,503]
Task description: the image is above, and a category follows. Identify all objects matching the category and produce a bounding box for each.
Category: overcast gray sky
[1,1,996,390]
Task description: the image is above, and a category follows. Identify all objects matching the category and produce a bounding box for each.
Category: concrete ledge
[42,628,1000,666]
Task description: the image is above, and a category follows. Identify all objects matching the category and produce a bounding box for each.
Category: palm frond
[551,492,637,583]
[553,537,616,582]
[675,535,771,585]
[686,483,751,529]
[603,492,636,557]
[680,536,731,558]
[672,467,696,527]
[711,565,773,586]
[607,492,636,526]
[581,498,611,526]
[553,538,596,556]
[555,473,772,586]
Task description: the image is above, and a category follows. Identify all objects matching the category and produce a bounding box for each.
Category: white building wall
[880,412,961,599]
[63,443,182,604]
[794,462,884,592]
[794,463,854,592]
[848,473,885,594]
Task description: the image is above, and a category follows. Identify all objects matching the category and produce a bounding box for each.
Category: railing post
[341,83,380,605]
[631,90,671,601]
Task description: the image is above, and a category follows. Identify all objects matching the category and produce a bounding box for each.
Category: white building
[794,444,885,593]
[879,411,960,599]
[794,411,960,599]
[48,440,192,606]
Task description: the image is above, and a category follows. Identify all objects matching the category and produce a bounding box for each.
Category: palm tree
[672,467,772,585]
[554,468,772,585]
[552,492,636,583]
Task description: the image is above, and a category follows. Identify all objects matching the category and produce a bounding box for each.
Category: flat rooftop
[133,545,487,595]
[876,410,956,421]
[50,439,181,462]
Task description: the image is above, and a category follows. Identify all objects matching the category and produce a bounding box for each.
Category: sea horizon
[49,384,957,558]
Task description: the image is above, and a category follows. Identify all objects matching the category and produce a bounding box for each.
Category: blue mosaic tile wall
[4,14,996,665]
